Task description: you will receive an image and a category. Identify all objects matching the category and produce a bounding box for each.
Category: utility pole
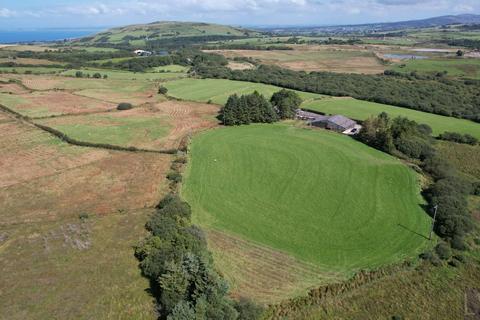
[429,205,438,240]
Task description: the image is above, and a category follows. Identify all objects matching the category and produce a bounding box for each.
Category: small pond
[383,53,429,60]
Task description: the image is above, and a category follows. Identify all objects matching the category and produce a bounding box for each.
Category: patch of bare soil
[153,100,220,149]
[207,229,343,304]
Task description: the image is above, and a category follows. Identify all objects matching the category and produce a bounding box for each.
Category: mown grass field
[391,58,480,79]
[183,124,431,273]
[303,97,480,139]
[164,78,322,104]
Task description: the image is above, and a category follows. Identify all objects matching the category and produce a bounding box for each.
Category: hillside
[76,21,261,47]
[262,14,480,34]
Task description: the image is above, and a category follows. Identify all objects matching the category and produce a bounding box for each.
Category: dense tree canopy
[221,91,278,125]
[270,89,302,119]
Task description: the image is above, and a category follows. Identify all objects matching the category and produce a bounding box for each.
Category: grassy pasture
[61,68,186,81]
[391,58,480,79]
[183,124,431,273]
[0,66,64,74]
[163,78,322,104]
[37,110,171,149]
[303,97,480,139]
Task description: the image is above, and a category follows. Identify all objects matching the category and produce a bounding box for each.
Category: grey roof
[326,115,356,129]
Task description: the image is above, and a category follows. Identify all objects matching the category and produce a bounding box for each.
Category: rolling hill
[262,14,480,34]
[75,21,261,47]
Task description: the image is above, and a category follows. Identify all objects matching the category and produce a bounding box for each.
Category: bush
[451,235,467,251]
[453,254,466,263]
[448,259,461,267]
[117,102,133,110]
[75,71,83,78]
[92,72,102,79]
[474,238,480,245]
[79,212,89,220]
[167,171,182,183]
[103,74,108,79]
[438,132,478,145]
[158,86,168,94]
[234,297,264,320]
[435,242,452,260]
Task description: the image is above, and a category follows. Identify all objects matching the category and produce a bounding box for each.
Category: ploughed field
[183,124,431,273]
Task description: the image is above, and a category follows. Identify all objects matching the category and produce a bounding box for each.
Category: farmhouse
[134,49,152,56]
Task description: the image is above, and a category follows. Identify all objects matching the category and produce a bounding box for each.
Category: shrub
[158,86,168,94]
[103,74,108,79]
[75,71,83,78]
[448,259,461,267]
[453,254,466,263]
[474,238,480,245]
[451,235,467,251]
[234,297,264,320]
[92,72,102,78]
[79,212,89,220]
[117,102,133,110]
[435,242,452,260]
[167,171,182,183]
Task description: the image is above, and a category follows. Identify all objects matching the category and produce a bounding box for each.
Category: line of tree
[15,49,132,65]
[357,113,476,249]
[199,44,293,50]
[438,132,478,145]
[134,194,263,319]
[193,63,480,122]
[220,89,302,125]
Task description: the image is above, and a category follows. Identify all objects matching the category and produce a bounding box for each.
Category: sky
[0,0,479,29]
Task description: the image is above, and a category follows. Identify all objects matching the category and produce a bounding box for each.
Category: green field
[303,98,480,139]
[0,67,64,74]
[61,69,186,81]
[183,124,431,272]
[391,58,480,79]
[37,113,171,148]
[163,78,322,104]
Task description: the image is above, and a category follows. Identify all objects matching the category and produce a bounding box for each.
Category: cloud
[0,8,16,18]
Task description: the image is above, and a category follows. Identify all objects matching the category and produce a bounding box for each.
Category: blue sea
[0,29,105,44]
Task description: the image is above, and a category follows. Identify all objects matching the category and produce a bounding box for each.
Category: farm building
[296,110,360,134]
[134,49,152,56]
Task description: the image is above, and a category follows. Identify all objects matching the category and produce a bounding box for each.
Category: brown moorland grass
[280,258,480,320]
[0,120,171,226]
[207,229,345,304]
[0,209,157,320]
[0,82,31,94]
[435,141,480,181]
[207,46,386,74]
[1,90,117,117]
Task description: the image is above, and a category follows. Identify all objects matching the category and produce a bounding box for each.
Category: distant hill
[75,21,261,47]
[261,14,480,34]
